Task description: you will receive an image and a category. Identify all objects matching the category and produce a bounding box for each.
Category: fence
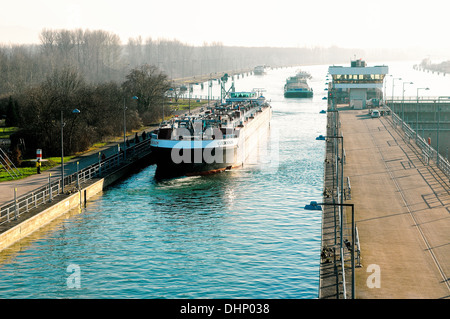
[0,138,152,227]
[324,109,350,298]
[391,110,450,180]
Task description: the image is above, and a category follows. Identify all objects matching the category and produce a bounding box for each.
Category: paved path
[339,109,450,298]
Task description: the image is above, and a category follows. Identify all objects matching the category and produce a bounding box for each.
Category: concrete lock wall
[0,152,154,252]
[0,178,105,252]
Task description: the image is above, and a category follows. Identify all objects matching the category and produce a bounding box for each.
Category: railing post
[334,246,339,298]
[77,161,80,190]
[340,247,346,299]
[49,173,52,202]
[14,187,18,220]
[98,152,102,176]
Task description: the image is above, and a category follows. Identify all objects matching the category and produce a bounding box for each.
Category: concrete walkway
[340,109,450,298]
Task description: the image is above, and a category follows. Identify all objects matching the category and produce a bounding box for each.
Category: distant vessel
[284,70,313,98]
[150,89,272,179]
[295,70,312,80]
[254,65,265,75]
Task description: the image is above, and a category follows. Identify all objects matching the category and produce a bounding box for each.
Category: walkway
[339,108,450,298]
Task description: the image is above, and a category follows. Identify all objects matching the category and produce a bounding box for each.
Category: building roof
[329,65,388,75]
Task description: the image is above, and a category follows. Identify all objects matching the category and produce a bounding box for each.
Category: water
[0,65,333,299]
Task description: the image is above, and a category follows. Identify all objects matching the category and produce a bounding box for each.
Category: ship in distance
[284,69,313,98]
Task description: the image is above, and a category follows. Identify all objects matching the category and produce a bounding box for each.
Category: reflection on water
[0,66,328,299]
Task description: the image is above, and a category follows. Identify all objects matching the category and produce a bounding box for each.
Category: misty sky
[1,0,448,51]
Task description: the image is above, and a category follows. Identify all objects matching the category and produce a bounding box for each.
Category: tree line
[417,58,450,74]
[0,28,411,162]
[5,64,170,161]
[0,28,371,95]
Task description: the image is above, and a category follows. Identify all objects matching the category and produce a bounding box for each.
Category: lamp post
[123,96,138,159]
[321,134,344,208]
[318,132,344,251]
[188,82,191,115]
[208,73,213,106]
[402,81,413,122]
[416,88,429,140]
[305,201,355,299]
[391,77,402,112]
[383,75,391,105]
[437,96,450,165]
[61,108,80,194]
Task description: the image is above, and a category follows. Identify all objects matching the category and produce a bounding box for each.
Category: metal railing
[324,109,350,298]
[0,138,152,227]
[387,97,450,102]
[391,110,450,180]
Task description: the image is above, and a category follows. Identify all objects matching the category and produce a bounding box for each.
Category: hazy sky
[1,0,448,50]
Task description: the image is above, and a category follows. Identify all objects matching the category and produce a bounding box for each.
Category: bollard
[36,149,42,161]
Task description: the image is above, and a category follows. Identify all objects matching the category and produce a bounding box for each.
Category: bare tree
[122,64,171,123]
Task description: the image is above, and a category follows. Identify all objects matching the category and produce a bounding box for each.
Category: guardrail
[0,138,152,227]
[391,110,450,181]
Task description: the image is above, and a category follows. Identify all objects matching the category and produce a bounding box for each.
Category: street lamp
[305,201,355,299]
[318,134,344,208]
[123,96,138,160]
[384,75,392,105]
[402,81,413,122]
[416,88,429,140]
[391,77,402,111]
[162,88,174,123]
[61,108,80,194]
[437,96,450,165]
[188,82,192,115]
[317,132,345,259]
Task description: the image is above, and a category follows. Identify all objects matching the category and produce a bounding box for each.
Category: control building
[328,59,388,109]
